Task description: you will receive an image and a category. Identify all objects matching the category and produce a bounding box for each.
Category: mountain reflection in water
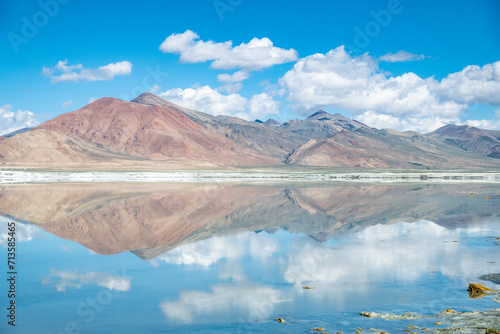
[1,183,499,259]
[0,183,499,333]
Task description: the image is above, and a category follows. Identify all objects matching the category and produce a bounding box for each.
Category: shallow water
[1,183,499,333]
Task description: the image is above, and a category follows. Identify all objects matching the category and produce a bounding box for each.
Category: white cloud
[61,99,73,108]
[218,82,243,94]
[356,110,460,133]
[463,118,500,130]
[88,97,98,104]
[248,92,281,120]
[160,85,247,117]
[159,86,281,120]
[45,269,131,292]
[42,59,132,83]
[278,46,500,132]
[356,110,500,132]
[159,30,298,71]
[435,61,500,105]
[160,283,289,323]
[217,71,249,83]
[280,46,465,120]
[156,231,278,267]
[0,104,39,136]
[496,108,500,118]
[149,84,161,93]
[380,50,426,63]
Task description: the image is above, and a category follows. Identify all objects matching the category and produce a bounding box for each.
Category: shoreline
[1,169,500,184]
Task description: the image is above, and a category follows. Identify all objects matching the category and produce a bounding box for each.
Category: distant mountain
[1,92,500,169]
[285,127,500,168]
[264,119,280,126]
[279,110,369,139]
[428,124,500,159]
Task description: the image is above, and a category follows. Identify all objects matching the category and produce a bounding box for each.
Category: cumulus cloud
[61,99,73,108]
[44,269,131,292]
[218,82,243,94]
[435,61,500,105]
[278,46,500,132]
[159,86,280,120]
[160,283,289,323]
[159,30,298,71]
[496,108,500,118]
[42,59,132,83]
[149,84,161,93]
[380,50,426,63]
[217,70,249,83]
[280,46,465,119]
[160,86,247,117]
[247,92,281,120]
[356,110,460,133]
[0,104,38,136]
[88,97,98,104]
[463,118,500,130]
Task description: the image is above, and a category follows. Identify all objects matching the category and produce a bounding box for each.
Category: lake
[1,182,499,333]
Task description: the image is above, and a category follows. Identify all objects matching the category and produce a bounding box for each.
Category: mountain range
[1,92,500,169]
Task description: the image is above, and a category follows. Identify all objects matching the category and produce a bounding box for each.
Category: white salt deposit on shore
[1,170,499,184]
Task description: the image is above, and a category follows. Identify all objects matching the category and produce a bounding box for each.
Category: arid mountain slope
[428,124,500,159]
[131,92,307,159]
[2,92,500,169]
[0,129,146,166]
[285,127,500,168]
[35,97,275,166]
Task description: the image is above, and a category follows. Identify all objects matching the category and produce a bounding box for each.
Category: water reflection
[1,183,499,258]
[0,183,499,333]
[160,283,290,324]
[43,269,131,292]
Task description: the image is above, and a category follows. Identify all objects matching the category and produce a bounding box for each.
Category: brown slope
[131,92,307,160]
[35,97,276,166]
[0,129,147,166]
[428,124,500,159]
[285,127,500,169]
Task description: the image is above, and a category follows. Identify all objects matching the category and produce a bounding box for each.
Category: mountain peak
[306,110,330,119]
[132,92,158,101]
[264,119,280,126]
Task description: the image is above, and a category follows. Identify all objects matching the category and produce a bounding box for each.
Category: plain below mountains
[1,92,500,169]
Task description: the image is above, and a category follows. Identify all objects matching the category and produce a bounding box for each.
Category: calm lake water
[1,182,499,333]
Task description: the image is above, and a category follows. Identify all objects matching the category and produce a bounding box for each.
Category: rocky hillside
[1,92,500,169]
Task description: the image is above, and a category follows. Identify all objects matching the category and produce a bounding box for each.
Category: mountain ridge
[1,92,500,169]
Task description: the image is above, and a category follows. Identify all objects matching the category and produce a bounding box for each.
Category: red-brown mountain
[35,97,275,166]
[131,92,307,159]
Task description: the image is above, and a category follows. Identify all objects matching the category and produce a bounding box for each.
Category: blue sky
[1,0,500,135]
